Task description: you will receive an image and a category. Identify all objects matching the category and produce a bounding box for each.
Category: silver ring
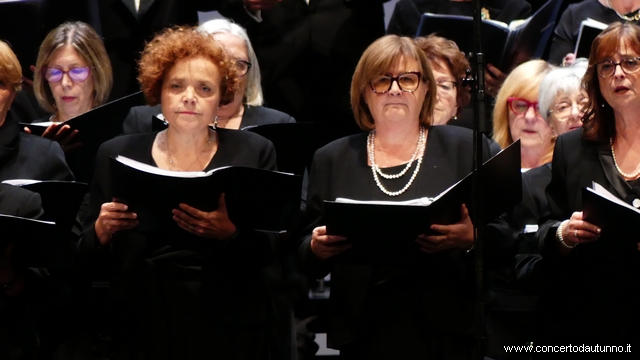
[574,229,578,238]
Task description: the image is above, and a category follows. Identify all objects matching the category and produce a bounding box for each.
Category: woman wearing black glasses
[123,19,294,134]
[30,21,113,152]
[492,59,555,170]
[298,35,498,359]
[534,22,640,349]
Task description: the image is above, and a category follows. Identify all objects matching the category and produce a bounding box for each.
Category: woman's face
[161,56,221,131]
[598,40,640,113]
[507,94,554,151]
[212,33,248,107]
[430,60,458,125]
[364,56,428,127]
[46,45,95,121]
[0,80,16,126]
[549,90,587,135]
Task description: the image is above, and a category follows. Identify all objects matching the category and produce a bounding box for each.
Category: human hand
[95,199,139,246]
[243,0,282,11]
[310,226,351,261]
[172,193,237,239]
[484,64,507,98]
[562,53,576,67]
[41,123,81,152]
[416,204,474,253]
[560,211,600,247]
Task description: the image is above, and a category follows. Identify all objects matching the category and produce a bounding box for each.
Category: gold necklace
[610,137,640,179]
[165,131,213,171]
[607,0,640,21]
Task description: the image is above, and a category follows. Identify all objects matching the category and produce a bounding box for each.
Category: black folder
[323,140,521,253]
[0,214,57,267]
[243,123,316,175]
[21,92,146,183]
[574,19,608,59]
[582,182,640,242]
[109,156,302,233]
[416,0,563,72]
[7,180,88,234]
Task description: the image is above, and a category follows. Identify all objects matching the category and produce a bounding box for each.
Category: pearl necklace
[606,0,640,21]
[165,131,213,171]
[610,137,640,180]
[367,127,426,196]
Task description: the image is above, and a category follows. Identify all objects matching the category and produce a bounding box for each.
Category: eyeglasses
[235,60,252,77]
[43,66,91,83]
[370,72,423,93]
[596,57,640,77]
[507,97,540,115]
[436,80,457,95]
[549,98,589,121]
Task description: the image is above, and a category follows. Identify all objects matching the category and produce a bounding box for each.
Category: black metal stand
[469,1,487,359]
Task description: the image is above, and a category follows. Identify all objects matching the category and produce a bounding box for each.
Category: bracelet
[556,220,576,249]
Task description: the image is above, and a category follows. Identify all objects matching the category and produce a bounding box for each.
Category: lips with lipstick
[178,111,200,115]
[614,86,630,93]
[61,96,76,102]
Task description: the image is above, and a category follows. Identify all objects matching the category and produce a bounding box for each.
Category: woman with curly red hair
[79,26,279,359]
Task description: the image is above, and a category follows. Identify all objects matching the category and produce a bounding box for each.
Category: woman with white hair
[122,19,295,134]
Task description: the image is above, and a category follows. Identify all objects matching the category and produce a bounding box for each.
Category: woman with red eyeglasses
[492,60,555,170]
[30,21,113,152]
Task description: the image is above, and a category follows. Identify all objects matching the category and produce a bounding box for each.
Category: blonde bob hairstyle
[197,19,264,106]
[492,59,555,149]
[351,35,436,131]
[0,40,23,93]
[34,22,113,114]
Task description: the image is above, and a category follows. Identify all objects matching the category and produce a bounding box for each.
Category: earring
[214,115,218,128]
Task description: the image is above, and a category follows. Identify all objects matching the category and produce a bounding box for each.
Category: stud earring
[214,115,218,128]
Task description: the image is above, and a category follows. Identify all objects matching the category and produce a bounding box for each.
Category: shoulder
[131,104,161,117]
[98,132,156,157]
[18,133,63,154]
[314,132,367,160]
[243,105,296,125]
[555,129,598,163]
[563,0,603,17]
[221,128,274,149]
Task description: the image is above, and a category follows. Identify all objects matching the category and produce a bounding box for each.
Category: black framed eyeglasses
[370,72,423,93]
[596,57,640,77]
[235,60,252,77]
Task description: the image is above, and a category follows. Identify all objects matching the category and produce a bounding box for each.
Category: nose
[524,105,538,121]
[614,63,626,78]
[183,86,196,104]
[388,79,402,96]
[61,72,73,88]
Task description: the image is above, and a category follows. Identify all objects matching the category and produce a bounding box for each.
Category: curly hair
[414,34,471,110]
[138,26,239,106]
[34,22,112,114]
[0,40,22,93]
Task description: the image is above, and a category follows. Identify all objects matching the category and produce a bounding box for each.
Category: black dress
[298,125,498,359]
[122,104,296,134]
[387,0,532,37]
[535,129,640,351]
[79,129,283,359]
[548,0,640,64]
[0,112,73,182]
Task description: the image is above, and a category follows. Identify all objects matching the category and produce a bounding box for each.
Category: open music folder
[416,0,563,72]
[582,181,640,241]
[109,156,302,233]
[21,92,146,183]
[0,213,56,267]
[322,140,521,260]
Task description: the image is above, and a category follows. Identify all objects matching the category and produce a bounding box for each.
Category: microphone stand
[467,0,487,358]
